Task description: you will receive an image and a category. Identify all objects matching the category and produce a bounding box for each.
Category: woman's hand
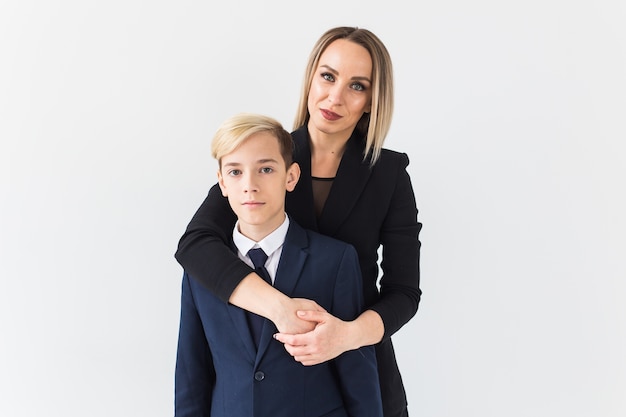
[273,310,354,366]
[230,273,383,356]
[274,309,384,366]
[230,273,326,334]
[272,298,326,334]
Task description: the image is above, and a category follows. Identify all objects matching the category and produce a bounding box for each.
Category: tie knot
[248,248,268,269]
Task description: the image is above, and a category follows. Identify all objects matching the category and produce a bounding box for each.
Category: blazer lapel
[273,223,308,296]
[287,128,318,231]
[318,131,372,236]
[227,305,258,361]
[287,128,373,237]
[255,222,309,361]
[226,240,259,361]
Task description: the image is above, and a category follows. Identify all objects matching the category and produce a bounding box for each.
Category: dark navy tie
[248,248,271,283]
[247,248,270,347]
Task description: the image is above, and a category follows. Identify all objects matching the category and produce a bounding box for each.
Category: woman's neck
[308,128,350,178]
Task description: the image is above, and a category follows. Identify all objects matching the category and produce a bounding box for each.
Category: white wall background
[1,1,625,416]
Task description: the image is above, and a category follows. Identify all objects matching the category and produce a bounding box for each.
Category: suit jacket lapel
[227,305,258,361]
[318,131,372,236]
[273,222,308,296]
[226,240,260,361]
[287,128,318,231]
[255,221,309,361]
[287,128,372,237]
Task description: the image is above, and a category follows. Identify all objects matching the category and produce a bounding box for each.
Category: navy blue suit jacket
[175,219,383,417]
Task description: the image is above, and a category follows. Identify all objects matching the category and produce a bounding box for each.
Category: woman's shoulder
[291,126,308,144]
[379,147,409,159]
[375,147,410,169]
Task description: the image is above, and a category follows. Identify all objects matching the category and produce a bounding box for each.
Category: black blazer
[176,126,422,416]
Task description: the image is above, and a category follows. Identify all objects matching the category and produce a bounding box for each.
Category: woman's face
[307,39,373,140]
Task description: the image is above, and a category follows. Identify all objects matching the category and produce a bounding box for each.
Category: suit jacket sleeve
[331,245,384,417]
[175,273,216,416]
[174,184,253,302]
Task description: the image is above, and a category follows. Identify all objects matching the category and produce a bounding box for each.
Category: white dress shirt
[232,214,290,285]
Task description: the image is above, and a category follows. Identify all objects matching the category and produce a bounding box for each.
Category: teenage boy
[175,113,382,417]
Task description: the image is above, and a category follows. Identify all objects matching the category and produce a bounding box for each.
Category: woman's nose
[327,84,344,105]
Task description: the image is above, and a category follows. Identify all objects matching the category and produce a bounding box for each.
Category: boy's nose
[242,174,258,193]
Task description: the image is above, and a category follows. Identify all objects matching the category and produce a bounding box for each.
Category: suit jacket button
[254,371,265,381]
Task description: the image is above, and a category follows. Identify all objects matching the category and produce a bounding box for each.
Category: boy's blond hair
[212,113,294,168]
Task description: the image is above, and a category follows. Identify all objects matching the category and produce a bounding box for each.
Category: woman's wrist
[350,309,385,349]
[266,292,297,327]
[230,273,320,334]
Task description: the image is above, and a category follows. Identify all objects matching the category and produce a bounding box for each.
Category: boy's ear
[285,162,301,192]
[217,170,228,197]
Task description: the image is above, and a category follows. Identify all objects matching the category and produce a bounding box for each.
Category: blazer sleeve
[175,273,215,416]
[331,245,384,417]
[175,184,253,302]
[373,153,422,340]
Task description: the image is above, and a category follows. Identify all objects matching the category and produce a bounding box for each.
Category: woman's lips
[320,108,341,121]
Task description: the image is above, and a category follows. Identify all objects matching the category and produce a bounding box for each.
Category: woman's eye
[322,72,335,82]
[351,82,366,91]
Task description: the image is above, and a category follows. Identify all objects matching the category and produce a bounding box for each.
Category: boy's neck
[237,213,286,242]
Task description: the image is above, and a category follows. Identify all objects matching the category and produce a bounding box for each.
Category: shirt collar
[232,214,290,259]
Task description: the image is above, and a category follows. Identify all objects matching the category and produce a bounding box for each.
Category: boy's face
[218,131,300,241]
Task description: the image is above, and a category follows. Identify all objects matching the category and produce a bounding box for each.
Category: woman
[176,26,422,417]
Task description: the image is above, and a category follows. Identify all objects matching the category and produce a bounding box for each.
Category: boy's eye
[228,169,241,176]
[260,167,273,174]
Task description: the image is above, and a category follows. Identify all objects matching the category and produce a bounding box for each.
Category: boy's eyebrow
[222,158,280,167]
[257,158,280,164]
